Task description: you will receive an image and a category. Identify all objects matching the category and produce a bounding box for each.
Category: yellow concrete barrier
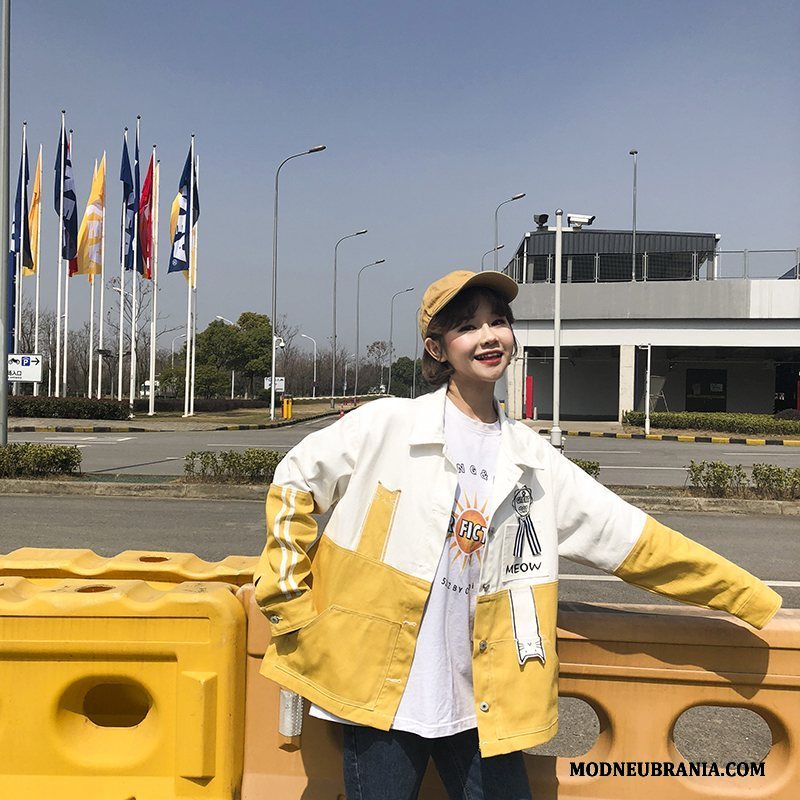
[0,577,246,798]
[237,588,797,799]
[0,547,257,586]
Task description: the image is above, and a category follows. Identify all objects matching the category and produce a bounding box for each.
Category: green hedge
[571,458,600,480]
[688,460,800,499]
[0,443,82,478]
[624,411,800,436]
[133,398,270,413]
[184,449,285,483]
[10,396,131,420]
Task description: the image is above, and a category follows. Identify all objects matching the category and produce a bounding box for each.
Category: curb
[533,429,800,447]
[1,479,797,515]
[8,410,341,434]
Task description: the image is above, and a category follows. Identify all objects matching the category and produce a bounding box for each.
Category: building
[502,225,800,421]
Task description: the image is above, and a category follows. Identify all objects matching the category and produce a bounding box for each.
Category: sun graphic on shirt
[448,493,489,574]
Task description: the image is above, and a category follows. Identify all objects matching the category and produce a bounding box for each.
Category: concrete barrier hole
[76,584,114,593]
[138,556,169,563]
[83,682,152,727]
[523,697,600,757]
[673,706,771,764]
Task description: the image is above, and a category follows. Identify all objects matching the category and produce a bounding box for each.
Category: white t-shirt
[311,397,501,735]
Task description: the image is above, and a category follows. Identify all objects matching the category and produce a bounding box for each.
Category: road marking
[205,443,293,449]
[599,465,687,471]
[571,450,641,454]
[560,574,800,588]
[722,452,800,458]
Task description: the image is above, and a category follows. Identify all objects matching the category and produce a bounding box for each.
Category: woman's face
[427,297,514,389]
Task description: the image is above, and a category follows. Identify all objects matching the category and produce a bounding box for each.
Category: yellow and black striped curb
[8,410,342,435]
[534,429,800,447]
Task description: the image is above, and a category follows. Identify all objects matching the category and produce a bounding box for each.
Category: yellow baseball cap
[418,270,518,339]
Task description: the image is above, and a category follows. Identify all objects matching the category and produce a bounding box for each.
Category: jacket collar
[409,384,545,469]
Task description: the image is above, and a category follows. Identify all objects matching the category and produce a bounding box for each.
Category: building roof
[518,228,719,257]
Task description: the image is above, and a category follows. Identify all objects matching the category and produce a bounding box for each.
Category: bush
[132,398,270,413]
[184,448,284,483]
[571,459,600,480]
[0,443,82,477]
[624,411,800,436]
[775,409,800,421]
[751,463,800,500]
[687,460,748,498]
[9,396,130,420]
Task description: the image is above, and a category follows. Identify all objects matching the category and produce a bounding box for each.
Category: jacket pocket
[273,604,401,709]
[357,481,401,561]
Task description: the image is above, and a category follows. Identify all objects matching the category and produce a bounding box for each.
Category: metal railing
[506,249,800,284]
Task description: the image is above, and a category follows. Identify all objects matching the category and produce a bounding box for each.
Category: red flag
[138,154,155,279]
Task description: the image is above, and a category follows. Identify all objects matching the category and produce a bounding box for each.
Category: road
[9,420,800,485]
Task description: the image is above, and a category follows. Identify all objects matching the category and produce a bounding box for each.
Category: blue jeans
[342,725,532,800]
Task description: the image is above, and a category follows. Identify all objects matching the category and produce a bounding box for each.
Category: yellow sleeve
[614,516,782,629]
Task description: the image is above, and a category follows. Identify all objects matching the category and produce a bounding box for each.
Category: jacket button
[269,614,281,624]
[479,702,490,712]
[479,640,487,652]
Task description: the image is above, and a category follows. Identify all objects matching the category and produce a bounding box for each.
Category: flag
[54,128,78,275]
[168,144,200,277]
[24,147,42,276]
[12,140,33,269]
[76,153,106,276]
[138,154,154,279]
[134,125,143,274]
[120,134,135,270]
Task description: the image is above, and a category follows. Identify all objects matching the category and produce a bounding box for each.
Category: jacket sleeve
[551,448,782,630]
[254,409,361,636]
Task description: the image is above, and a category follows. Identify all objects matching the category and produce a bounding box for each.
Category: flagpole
[33,144,42,396]
[62,128,74,396]
[54,111,65,398]
[88,274,95,397]
[117,129,127,401]
[148,151,159,415]
[183,134,195,417]
[189,154,199,416]
[128,116,141,407]
[97,151,106,398]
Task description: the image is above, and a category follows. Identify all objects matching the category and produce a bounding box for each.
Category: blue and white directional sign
[7,354,43,383]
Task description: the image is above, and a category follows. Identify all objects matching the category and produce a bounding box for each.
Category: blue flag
[168,144,200,275]
[12,141,33,269]
[120,134,135,270]
[53,128,78,269]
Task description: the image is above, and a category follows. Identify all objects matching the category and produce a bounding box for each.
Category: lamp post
[342,353,355,396]
[482,244,504,271]
[637,343,652,435]
[629,149,638,281]
[300,333,317,397]
[494,193,525,270]
[170,333,187,369]
[271,334,286,402]
[411,308,420,399]
[354,258,386,401]
[548,210,595,451]
[331,229,367,407]
[270,144,326,421]
[215,316,236,399]
[388,287,414,394]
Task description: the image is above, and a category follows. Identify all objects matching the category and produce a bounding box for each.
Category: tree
[194,364,229,398]
[388,356,432,397]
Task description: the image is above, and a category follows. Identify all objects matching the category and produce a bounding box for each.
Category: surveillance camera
[534,213,549,228]
[567,213,595,228]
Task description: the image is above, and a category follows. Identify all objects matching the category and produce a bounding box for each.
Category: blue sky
[10,0,800,360]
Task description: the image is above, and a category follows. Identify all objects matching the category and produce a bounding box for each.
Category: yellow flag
[23,147,42,276]
[170,190,197,288]
[76,153,106,276]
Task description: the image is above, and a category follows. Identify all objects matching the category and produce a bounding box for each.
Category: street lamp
[271,334,286,402]
[300,333,317,398]
[388,287,414,394]
[494,193,525,270]
[270,144,326,421]
[170,333,187,369]
[629,149,638,281]
[482,244,504,271]
[331,229,368,407]
[354,258,386,401]
[546,209,595,451]
[215,316,237,399]
[342,353,355,396]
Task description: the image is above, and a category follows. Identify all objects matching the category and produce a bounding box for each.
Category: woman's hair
[421,286,517,387]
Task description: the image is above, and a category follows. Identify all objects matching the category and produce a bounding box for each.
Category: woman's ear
[424,337,445,362]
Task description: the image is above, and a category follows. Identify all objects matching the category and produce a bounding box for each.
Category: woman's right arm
[254,409,361,636]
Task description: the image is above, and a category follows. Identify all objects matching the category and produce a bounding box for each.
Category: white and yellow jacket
[254,385,781,757]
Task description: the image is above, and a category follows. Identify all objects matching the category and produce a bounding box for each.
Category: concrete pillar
[618,345,636,423]
[505,352,524,420]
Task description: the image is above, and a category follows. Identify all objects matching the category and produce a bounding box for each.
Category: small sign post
[7,354,44,384]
